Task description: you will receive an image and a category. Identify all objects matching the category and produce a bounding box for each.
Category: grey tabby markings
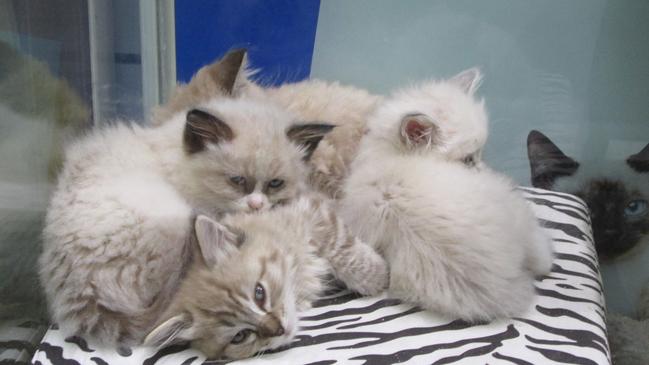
[144,197,387,360]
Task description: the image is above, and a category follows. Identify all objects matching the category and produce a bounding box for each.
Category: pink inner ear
[405,120,429,144]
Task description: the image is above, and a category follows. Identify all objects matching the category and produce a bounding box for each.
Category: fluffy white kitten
[340,69,554,321]
[39,52,333,346]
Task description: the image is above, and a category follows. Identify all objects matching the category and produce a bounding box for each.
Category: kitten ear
[449,67,483,95]
[286,123,336,161]
[526,130,579,189]
[400,114,439,148]
[627,143,649,173]
[194,215,240,267]
[184,48,248,98]
[201,48,249,96]
[150,49,249,124]
[184,109,234,154]
[144,313,194,348]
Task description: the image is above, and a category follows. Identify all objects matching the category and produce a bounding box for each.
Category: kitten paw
[351,259,389,296]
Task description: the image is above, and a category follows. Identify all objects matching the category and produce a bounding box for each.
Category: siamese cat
[527,130,649,260]
[527,129,649,319]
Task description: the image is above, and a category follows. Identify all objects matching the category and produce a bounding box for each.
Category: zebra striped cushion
[32,188,611,365]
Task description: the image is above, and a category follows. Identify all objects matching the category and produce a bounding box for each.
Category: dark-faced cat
[527,130,649,316]
[527,130,649,259]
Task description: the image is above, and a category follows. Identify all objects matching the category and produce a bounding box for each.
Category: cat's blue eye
[267,179,284,189]
[624,199,648,218]
[230,176,246,186]
[254,283,266,308]
[230,329,252,344]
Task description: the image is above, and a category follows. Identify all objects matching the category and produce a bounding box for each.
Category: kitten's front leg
[331,235,389,296]
[311,200,389,296]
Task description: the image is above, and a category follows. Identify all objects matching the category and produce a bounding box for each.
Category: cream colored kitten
[340,70,554,321]
[39,54,334,346]
[153,49,382,198]
[144,196,388,360]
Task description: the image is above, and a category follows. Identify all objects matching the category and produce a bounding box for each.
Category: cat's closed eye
[462,155,476,167]
[230,329,254,344]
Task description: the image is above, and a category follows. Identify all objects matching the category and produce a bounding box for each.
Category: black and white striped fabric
[32,187,611,365]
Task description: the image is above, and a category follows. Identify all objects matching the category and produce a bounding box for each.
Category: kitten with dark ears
[527,129,649,337]
[153,49,382,198]
[527,130,649,260]
[144,196,388,360]
[39,51,334,346]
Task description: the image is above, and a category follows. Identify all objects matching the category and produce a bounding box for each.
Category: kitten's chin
[265,319,297,352]
[265,332,295,354]
[232,205,273,214]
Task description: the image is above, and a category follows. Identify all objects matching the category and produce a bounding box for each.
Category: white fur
[39,97,310,345]
[244,78,383,197]
[155,98,311,216]
[152,54,382,198]
[340,73,553,321]
[360,77,489,166]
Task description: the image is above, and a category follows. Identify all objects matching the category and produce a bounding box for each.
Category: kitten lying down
[39,50,337,348]
[340,69,554,321]
[144,195,388,360]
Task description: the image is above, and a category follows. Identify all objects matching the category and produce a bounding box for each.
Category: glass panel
[0,0,173,361]
[0,1,91,361]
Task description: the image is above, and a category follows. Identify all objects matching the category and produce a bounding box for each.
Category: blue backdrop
[174,0,320,85]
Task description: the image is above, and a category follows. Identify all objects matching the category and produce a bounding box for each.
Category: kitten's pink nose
[247,195,264,211]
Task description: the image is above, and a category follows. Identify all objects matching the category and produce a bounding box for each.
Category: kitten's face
[145,215,299,360]
[180,99,333,215]
[576,180,649,259]
[527,130,649,259]
[365,68,488,167]
[186,247,296,359]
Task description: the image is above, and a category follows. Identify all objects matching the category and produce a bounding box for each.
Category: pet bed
[32,188,611,365]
